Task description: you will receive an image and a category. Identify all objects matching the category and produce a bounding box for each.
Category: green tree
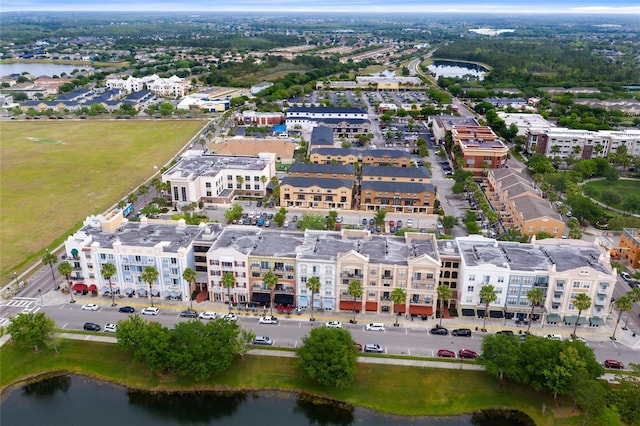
[235,175,244,189]
[347,279,363,323]
[390,287,407,326]
[545,345,586,399]
[612,295,633,339]
[327,210,338,230]
[480,333,522,381]
[141,265,159,307]
[374,209,387,228]
[297,213,325,230]
[42,250,58,290]
[221,272,236,312]
[263,270,278,316]
[572,293,591,337]
[296,327,358,388]
[138,185,149,205]
[441,215,457,234]
[224,203,244,222]
[182,267,197,310]
[479,285,497,331]
[526,288,544,333]
[436,284,452,327]
[7,312,56,352]
[274,207,288,227]
[306,276,321,321]
[101,263,117,307]
[576,379,608,425]
[57,260,74,303]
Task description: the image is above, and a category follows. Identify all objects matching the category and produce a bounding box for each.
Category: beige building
[451,125,508,176]
[309,148,359,165]
[280,177,354,210]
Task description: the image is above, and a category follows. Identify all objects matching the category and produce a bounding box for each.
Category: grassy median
[0,120,205,283]
[0,338,581,425]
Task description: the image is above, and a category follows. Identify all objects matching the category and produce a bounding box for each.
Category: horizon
[2,0,640,14]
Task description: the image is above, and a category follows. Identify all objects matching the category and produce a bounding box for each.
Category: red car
[458,349,478,359]
[437,349,456,358]
[389,220,395,227]
[604,359,624,369]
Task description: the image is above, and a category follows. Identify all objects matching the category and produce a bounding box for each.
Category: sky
[1,0,639,14]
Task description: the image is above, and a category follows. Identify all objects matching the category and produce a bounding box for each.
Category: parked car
[83,322,101,332]
[104,323,117,333]
[406,219,414,228]
[451,328,472,337]
[325,321,342,328]
[180,310,198,318]
[81,303,99,311]
[118,306,135,313]
[365,323,385,331]
[364,343,384,353]
[369,218,375,226]
[256,201,263,207]
[283,221,289,228]
[223,313,238,322]
[620,272,631,282]
[396,220,403,228]
[335,216,343,223]
[430,326,448,336]
[292,215,298,222]
[604,359,624,369]
[545,334,563,341]
[199,311,217,320]
[389,220,395,227]
[458,349,478,359]
[362,218,368,226]
[141,307,159,316]
[253,336,274,346]
[438,349,456,358]
[258,316,279,324]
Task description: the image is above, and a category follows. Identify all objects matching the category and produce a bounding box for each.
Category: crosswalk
[0,297,40,326]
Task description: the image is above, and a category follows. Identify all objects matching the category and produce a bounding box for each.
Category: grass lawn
[0,120,205,283]
[583,178,640,211]
[0,339,581,425]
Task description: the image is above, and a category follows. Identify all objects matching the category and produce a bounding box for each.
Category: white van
[365,323,386,331]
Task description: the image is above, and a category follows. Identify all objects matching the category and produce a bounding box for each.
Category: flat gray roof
[164,154,270,181]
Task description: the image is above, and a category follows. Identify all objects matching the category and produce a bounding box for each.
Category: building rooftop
[288,163,355,175]
[362,149,411,158]
[361,180,435,194]
[287,106,367,114]
[280,176,353,189]
[310,126,335,146]
[362,165,431,179]
[512,196,561,222]
[163,153,273,181]
[310,147,357,157]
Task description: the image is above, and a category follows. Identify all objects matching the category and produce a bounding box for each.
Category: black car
[83,322,101,332]
[452,328,472,337]
[256,201,263,207]
[180,310,198,318]
[430,326,448,336]
[119,306,135,313]
[268,202,274,208]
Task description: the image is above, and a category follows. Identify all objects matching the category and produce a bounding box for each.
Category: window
[468,275,475,281]
[467,286,474,292]
[497,276,504,283]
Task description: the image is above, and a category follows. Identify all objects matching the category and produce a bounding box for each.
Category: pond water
[427,60,487,80]
[1,375,474,426]
[0,62,93,78]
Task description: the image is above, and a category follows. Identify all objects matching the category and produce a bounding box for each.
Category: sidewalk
[41,290,640,349]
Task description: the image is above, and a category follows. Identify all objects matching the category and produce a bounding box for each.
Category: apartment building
[288,163,356,180]
[309,147,359,165]
[360,181,436,214]
[280,176,354,210]
[451,125,509,176]
[285,106,370,139]
[431,115,479,145]
[162,152,276,207]
[235,110,284,125]
[526,127,640,159]
[436,240,462,315]
[106,74,189,98]
[618,228,640,269]
[205,227,253,305]
[361,149,412,167]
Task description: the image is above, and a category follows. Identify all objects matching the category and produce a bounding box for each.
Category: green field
[583,178,640,210]
[0,120,205,284]
[0,339,579,425]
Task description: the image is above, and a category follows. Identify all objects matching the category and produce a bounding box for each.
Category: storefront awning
[72,283,87,291]
[124,288,135,295]
[87,284,97,292]
[489,309,504,318]
[394,303,406,314]
[409,305,433,316]
[70,248,78,256]
[322,298,334,309]
[339,300,359,311]
[476,308,486,318]
[546,313,561,323]
[150,289,160,297]
[589,317,604,326]
[563,315,578,325]
[274,294,294,306]
[365,301,378,312]
[251,292,270,304]
[461,308,475,317]
[298,296,308,308]
[136,288,148,296]
[577,316,588,325]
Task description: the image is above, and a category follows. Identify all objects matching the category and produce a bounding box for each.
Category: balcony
[597,286,608,295]
[340,272,363,279]
[275,286,295,294]
[412,278,436,286]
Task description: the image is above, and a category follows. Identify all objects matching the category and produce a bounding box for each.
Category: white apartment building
[285,106,369,132]
[162,152,276,206]
[106,74,190,98]
[63,211,216,302]
[527,127,640,159]
[205,227,253,305]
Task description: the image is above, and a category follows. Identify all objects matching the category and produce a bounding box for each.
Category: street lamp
[38,289,43,305]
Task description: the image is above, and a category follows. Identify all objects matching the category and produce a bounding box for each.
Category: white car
[81,303,99,311]
[104,323,117,333]
[199,311,217,320]
[223,313,238,322]
[365,323,386,331]
[620,272,631,282]
[325,321,342,328]
[406,219,414,228]
[545,334,563,341]
[283,221,289,228]
[141,307,159,316]
[258,316,278,324]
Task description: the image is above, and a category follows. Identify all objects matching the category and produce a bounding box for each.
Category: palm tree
[138,185,149,205]
[436,285,452,327]
[305,276,321,321]
[374,209,386,228]
[612,295,632,340]
[572,293,592,337]
[221,272,236,312]
[526,288,544,333]
[101,263,117,307]
[390,287,407,326]
[347,279,363,324]
[127,192,138,205]
[236,175,244,190]
[140,265,159,307]
[479,285,497,331]
[263,270,278,316]
[182,267,197,310]
[57,261,74,303]
[42,250,58,290]
[260,175,268,189]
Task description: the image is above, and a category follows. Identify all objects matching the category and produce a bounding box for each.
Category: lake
[427,61,488,80]
[0,62,93,78]
[1,375,474,426]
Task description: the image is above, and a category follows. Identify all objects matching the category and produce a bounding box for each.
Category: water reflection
[4,375,533,426]
[427,60,487,80]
